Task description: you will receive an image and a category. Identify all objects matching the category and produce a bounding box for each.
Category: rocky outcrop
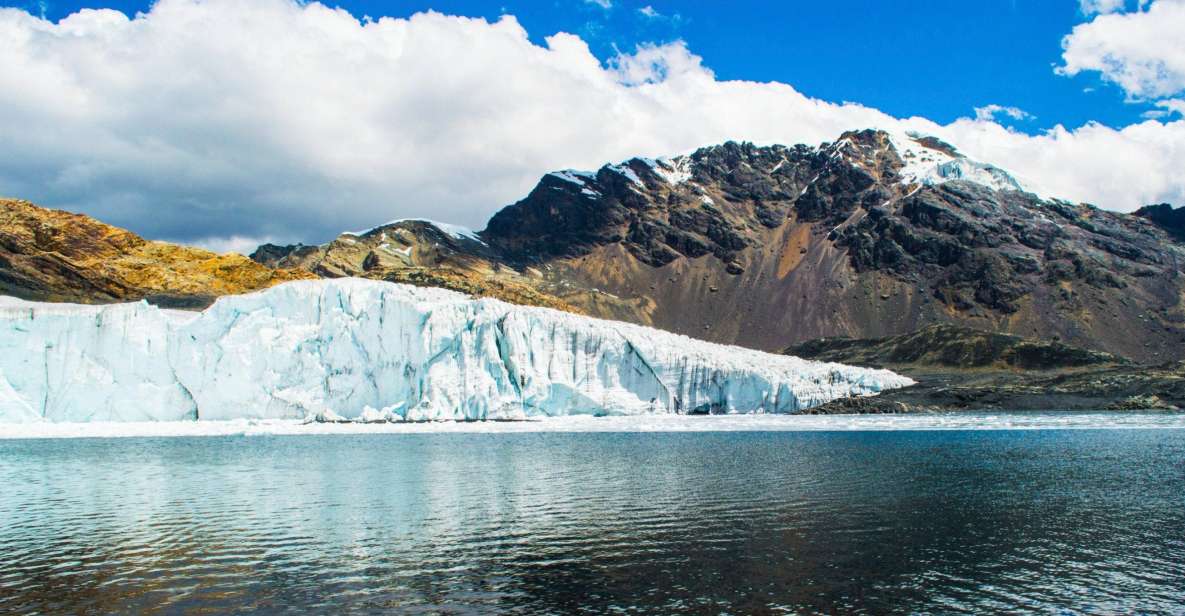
[784,324,1123,372]
[0,198,310,307]
[788,325,1183,413]
[1136,203,1185,241]
[802,361,1185,413]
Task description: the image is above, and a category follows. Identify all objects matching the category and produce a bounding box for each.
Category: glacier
[887,131,1027,194]
[0,279,913,423]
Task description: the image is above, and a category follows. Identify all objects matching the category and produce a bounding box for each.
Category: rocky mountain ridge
[0,198,310,307]
[255,129,1184,362]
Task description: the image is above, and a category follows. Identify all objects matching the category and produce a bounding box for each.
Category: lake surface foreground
[2,414,1183,613]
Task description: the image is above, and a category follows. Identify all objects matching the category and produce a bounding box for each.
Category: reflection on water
[1,429,1184,613]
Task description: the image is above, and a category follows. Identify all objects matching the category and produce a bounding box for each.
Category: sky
[1,0,1183,252]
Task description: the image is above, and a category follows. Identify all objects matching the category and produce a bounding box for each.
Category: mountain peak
[483,129,1031,267]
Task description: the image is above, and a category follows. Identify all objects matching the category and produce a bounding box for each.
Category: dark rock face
[785,324,1122,371]
[1136,203,1185,241]
[479,129,1185,362]
[484,140,822,268]
[832,181,1178,315]
[250,243,320,268]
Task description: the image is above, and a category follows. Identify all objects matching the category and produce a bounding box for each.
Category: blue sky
[4,0,1152,132]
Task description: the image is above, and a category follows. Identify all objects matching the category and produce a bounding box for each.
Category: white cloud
[1079,0,1127,15]
[636,5,682,25]
[1155,98,1185,115]
[1142,98,1185,118]
[0,0,1183,248]
[973,104,1034,122]
[584,0,612,9]
[1059,0,1185,100]
[189,235,278,255]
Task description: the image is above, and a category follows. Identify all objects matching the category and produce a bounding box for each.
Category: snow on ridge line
[547,169,596,186]
[884,130,1027,194]
[342,218,485,245]
[639,156,692,184]
[0,279,912,424]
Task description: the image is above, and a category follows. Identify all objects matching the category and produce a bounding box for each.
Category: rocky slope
[249,220,580,312]
[785,326,1183,412]
[784,324,1123,372]
[0,199,310,307]
[1137,203,1185,241]
[477,130,1185,362]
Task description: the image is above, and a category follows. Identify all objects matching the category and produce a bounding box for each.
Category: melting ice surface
[0,279,911,423]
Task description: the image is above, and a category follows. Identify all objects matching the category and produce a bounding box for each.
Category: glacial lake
[2,414,1184,614]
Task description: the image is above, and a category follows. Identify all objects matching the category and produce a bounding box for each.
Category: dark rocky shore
[787,325,1185,413]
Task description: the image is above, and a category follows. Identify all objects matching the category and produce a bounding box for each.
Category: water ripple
[0,429,1183,613]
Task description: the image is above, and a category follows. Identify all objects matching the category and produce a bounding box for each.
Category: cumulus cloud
[1060,0,1185,100]
[0,0,1184,251]
[973,104,1034,122]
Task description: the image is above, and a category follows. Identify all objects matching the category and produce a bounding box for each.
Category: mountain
[0,198,309,307]
[256,129,1185,362]
[0,279,910,423]
[784,325,1183,413]
[250,219,580,312]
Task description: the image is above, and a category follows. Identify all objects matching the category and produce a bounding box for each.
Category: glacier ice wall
[0,280,912,423]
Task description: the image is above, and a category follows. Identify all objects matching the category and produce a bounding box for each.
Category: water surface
[2,424,1184,613]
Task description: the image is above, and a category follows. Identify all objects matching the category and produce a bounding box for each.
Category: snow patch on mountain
[888,132,1025,193]
[547,170,596,186]
[640,156,692,185]
[609,163,645,188]
[0,280,912,423]
[343,219,485,245]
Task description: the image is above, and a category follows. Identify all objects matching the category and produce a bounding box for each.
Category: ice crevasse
[0,279,913,423]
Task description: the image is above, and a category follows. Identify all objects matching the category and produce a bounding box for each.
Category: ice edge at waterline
[3,412,1185,440]
[0,279,912,423]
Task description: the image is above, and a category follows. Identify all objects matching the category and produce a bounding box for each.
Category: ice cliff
[0,280,912,423]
